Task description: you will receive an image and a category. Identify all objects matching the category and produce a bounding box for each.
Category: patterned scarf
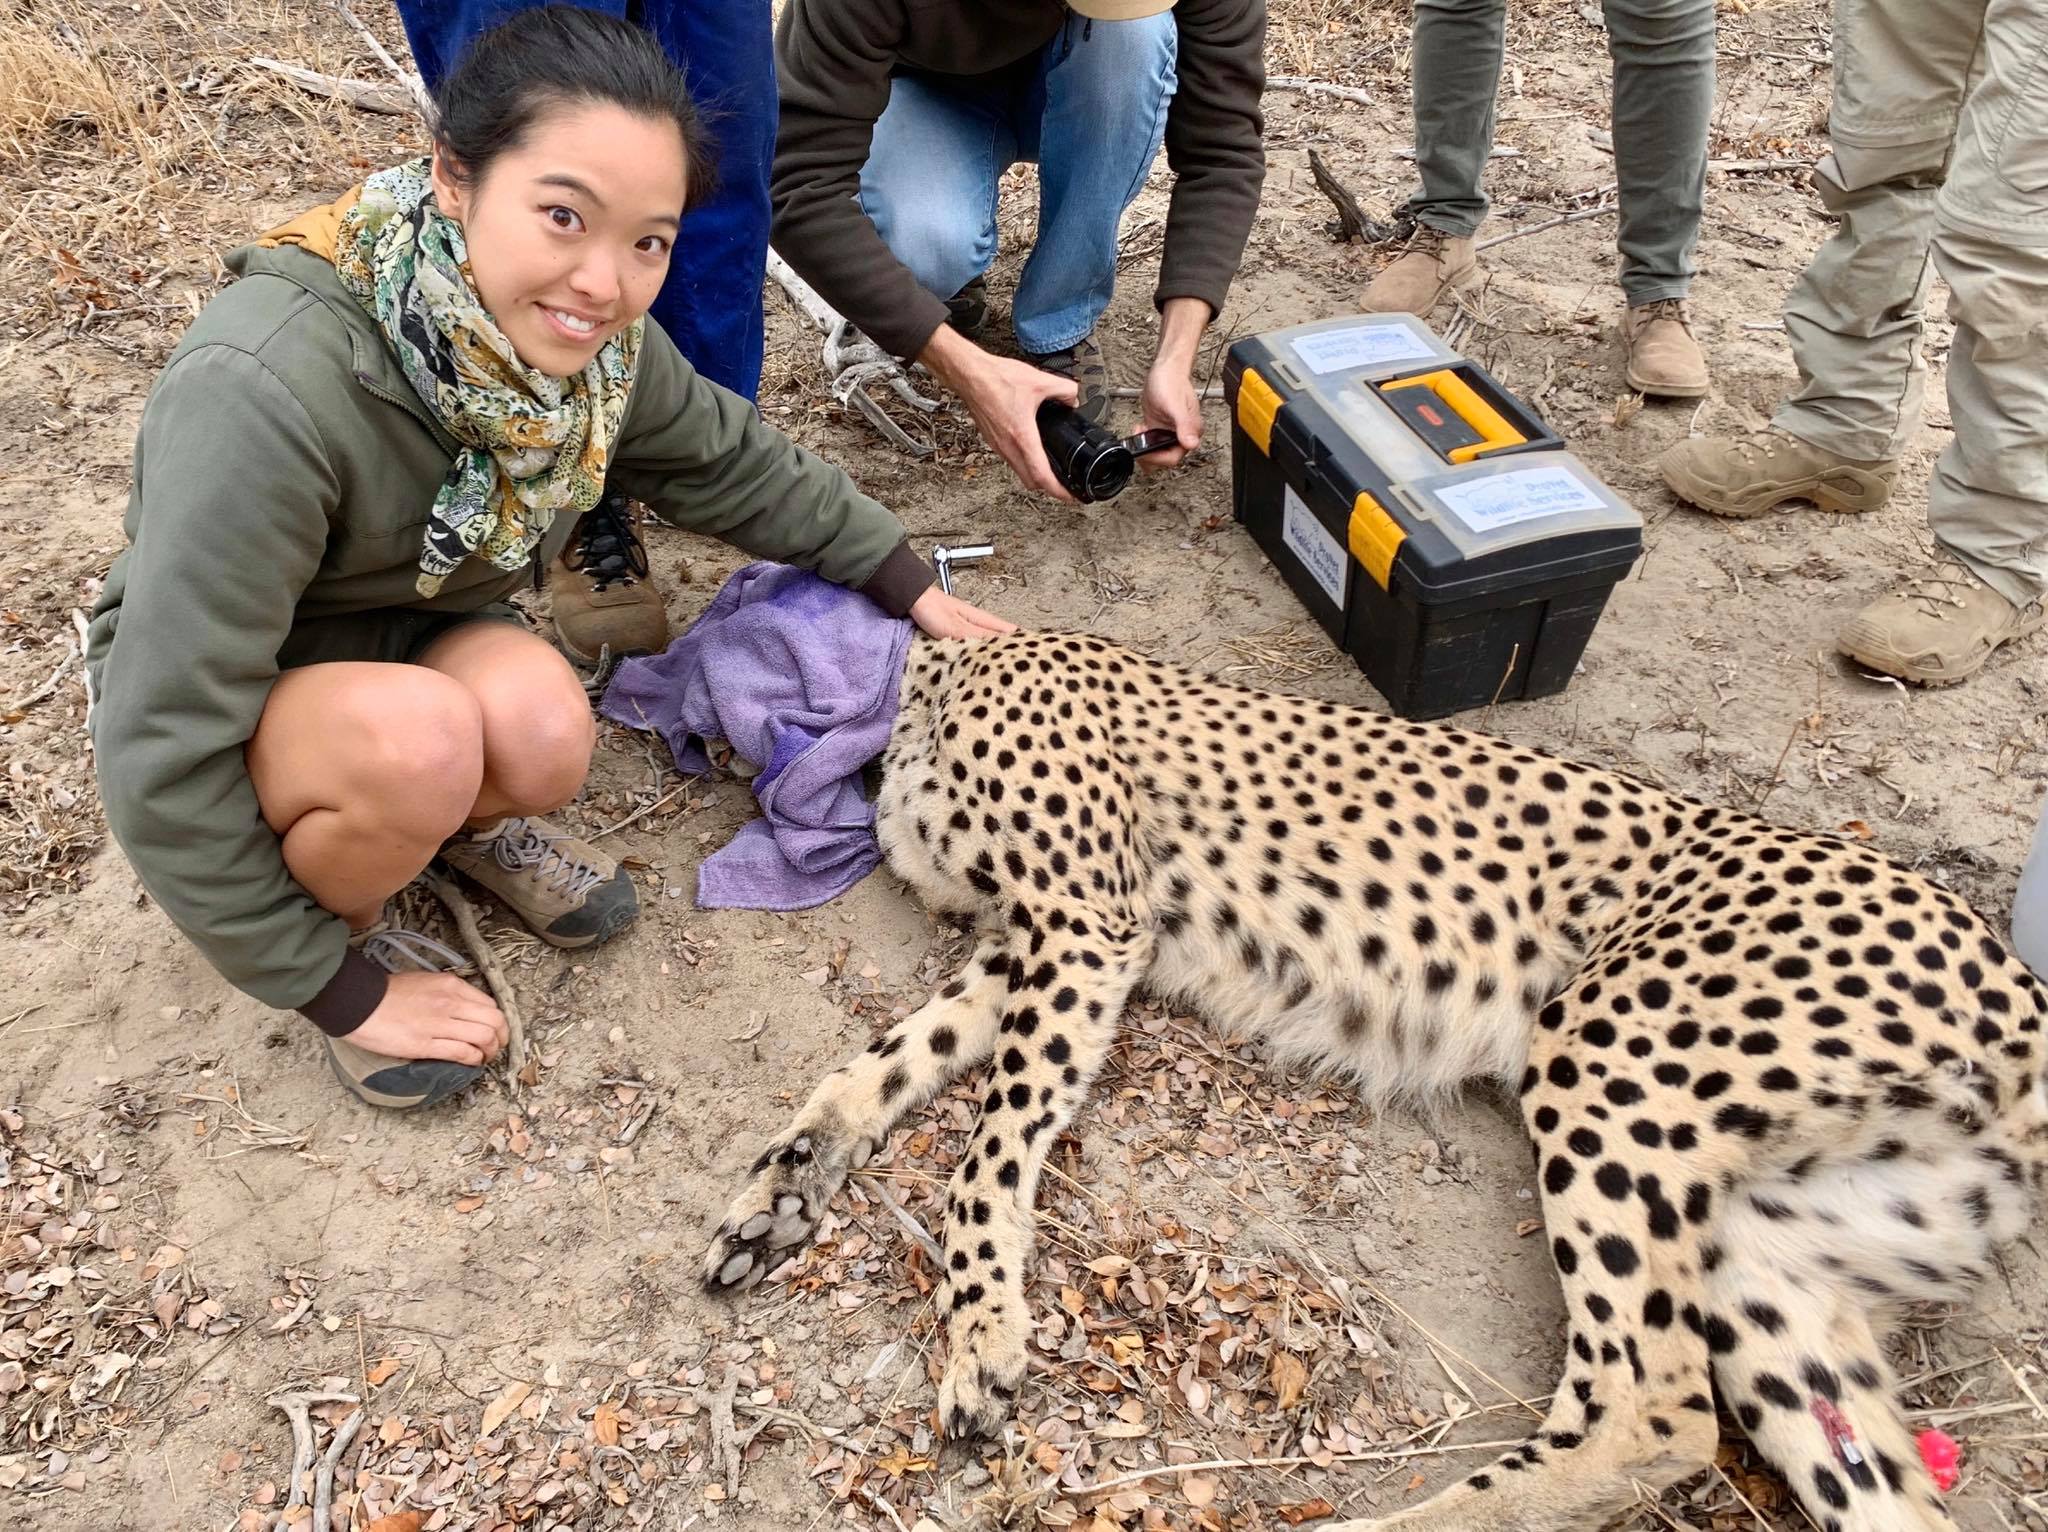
[267,158,640,597]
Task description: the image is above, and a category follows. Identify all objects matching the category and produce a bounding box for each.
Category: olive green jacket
[86,243,930,1023]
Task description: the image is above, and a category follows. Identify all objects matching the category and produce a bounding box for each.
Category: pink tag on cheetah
[1917,1428,1961,1493]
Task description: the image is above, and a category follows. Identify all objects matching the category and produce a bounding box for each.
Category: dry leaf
[875,1444,933,1478]
[1277,1500,1336,1525]
[1838,818,1875,840]
[1270,1350,1309,1410]
[1514,1217,1542,1238]
[367,1358,401,1387]
[365,1515,425,1532]
[1405,1472,1426,1492]
[480,1381,531,1437]
[454,1196,485,1214]
[592,1401,621,1447]
[1183,1476,1218,1508]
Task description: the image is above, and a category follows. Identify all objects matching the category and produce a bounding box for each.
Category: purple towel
[600,563,913,910]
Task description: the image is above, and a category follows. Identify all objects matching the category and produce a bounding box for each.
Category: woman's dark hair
[433,4,718,214]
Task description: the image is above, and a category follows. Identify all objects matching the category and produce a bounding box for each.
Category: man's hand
[919,325,1079,502]
[1139,296,1214,474]
[909,586,1017,640]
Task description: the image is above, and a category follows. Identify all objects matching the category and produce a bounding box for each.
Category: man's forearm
[1154,296,1213,374]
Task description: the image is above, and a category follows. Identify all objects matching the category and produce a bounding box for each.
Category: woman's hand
[910,585,1017,640]
[349,971,508,1065]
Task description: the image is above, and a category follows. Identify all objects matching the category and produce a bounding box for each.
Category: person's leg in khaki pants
[1838,0,2048,682]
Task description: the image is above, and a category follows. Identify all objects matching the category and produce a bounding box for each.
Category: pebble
[1420,1165,1444,1186]
[959,1463,991,1489]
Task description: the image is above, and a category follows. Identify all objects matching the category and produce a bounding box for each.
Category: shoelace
[1897,562,1980,621]
[487,818,607,898]
[565,496,650,593]
[1635,298,1692,329]
[359,927,469,975]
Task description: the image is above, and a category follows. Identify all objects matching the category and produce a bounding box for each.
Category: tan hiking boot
[326,926,485,1111]
[439,815,640,948]
[551,492,670,664]
[1359,226,1478,317]
[1622,299,1709,398]
[1659,429,1897,519]
[1838,559,2046,686]
[1028,332,1109,426]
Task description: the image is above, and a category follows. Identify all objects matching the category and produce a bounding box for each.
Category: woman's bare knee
[422,625,597,815]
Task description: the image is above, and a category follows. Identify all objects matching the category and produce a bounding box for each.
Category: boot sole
[538,896,641,951]
[326,1039,482,1111]
[1626,369,1710,400]
[1660,462,1893,520]
[1839,606,2046,687]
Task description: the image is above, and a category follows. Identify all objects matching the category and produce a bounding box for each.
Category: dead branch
[268,1390,359,1513]
[1307,147,1398,245]
[1476,202,1618,251]
[1268,75,1373,105]
[315,1407,366,1528]
[424,869,528,1080]
[333,1,433,118]
[246,58,416,116]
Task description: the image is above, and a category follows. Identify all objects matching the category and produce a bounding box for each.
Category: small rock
[1420,1165,1443,1186]
[158,1005,182,1022]
[1349,1231,1383,1274]
[959,1463,992,1489]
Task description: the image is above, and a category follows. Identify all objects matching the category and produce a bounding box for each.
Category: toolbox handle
[1380,369,1528,463]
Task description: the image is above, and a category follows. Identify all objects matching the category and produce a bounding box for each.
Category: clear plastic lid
[1400,450,1641,560]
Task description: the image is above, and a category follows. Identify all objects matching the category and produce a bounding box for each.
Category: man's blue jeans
[392,0,774,400]
[857,12,1177,356]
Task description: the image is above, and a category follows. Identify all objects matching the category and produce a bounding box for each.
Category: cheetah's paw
[936,1315,1028,1439]
[701,1129,866,1293]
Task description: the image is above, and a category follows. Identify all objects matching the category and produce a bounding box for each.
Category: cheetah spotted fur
[704,632,2047,1532]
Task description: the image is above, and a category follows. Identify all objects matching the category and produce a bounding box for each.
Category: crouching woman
[84,7,1007,1110]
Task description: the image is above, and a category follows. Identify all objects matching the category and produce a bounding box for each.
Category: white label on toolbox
[1433,465,1606,532]
[1281,484,1348,607]
[1290,323,1436,374]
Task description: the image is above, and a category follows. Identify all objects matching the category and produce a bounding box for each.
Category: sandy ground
[2,3,2044,1530]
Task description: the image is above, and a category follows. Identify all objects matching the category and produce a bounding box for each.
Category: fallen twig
[1268,74,1374,105]
[333,0,433,118]
[1477,203,1618,251]
[1076,1437,1525,1498]
[860,1172,945,1265]
[315,1407,366,1528]
[425,869,528,1080]
[267,1390,359,1513]
[247,58,416,115]
[1308,147,1400,244]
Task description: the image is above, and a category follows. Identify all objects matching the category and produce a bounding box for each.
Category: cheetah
[703,631,2047,1532]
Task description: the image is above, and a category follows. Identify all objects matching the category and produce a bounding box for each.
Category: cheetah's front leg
[703,929,1013,1292]
[936,901,1152,1438]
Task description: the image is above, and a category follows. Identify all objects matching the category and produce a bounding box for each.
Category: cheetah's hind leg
[702,928,1012,1293]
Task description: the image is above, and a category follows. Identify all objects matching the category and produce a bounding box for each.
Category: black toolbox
[1223,314,1641,720]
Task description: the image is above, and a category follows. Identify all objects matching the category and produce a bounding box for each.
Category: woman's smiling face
[431,100,690,378]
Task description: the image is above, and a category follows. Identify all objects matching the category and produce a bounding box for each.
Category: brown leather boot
[1359,226,1478,317]
[1622,299,1710,398]
[550,492,670,663]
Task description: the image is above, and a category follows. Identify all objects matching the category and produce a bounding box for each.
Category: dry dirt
[3,2,2045,1531]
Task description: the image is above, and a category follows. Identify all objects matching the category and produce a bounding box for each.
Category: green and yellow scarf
[262,158,640,597]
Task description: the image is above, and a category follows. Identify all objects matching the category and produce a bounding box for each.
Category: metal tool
[931,542,995,595]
